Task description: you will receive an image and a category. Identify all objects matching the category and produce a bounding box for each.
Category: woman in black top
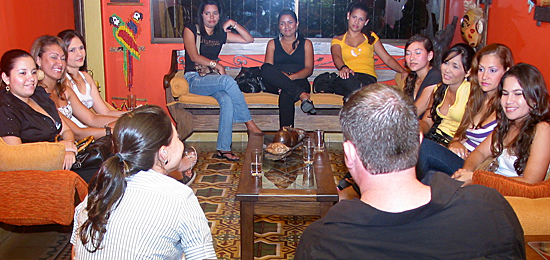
[183,0,261,161]
[0,49,77,170]
[261,9,316,128]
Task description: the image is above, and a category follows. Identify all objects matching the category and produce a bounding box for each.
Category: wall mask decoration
[461,0,485,48]
[109,11,144,90]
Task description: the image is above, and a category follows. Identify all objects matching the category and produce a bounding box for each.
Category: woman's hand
[63,151,76,170]
[338,66,354,79]
[216,63,226,75]
[452,168,474,186]
[59,140,78,154]
[448,141,469,159]
[222,19,237,32]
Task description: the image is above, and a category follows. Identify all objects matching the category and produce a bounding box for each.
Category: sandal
[301,99,317,115]
[216,150,240,161]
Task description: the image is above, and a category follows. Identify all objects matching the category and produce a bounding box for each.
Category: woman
[331,2,407,99]
[30,35,116,140]
[453,63,550,184]
[183,0,261,161]
[420,43,475,145]
[402,34,441,117]
[71,105,216,259]
[57,29,125,117]
[261,9,315,128]
[0,49,77,170]
[417,44,514,178]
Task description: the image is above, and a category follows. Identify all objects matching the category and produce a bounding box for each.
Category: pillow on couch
[0,138,65,172]
[473,170,550,198]
[505,196,550,235]
[170,70,189,99]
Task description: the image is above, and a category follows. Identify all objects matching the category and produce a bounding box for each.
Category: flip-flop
[301,99,317,115]
[216,150,240,161]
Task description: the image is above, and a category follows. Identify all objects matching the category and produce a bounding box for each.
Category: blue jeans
[416,138,464,180]
[185,72,253,151]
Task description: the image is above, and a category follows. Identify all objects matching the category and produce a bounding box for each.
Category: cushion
[170,71,189,98]
[505,196,550,235]
[0,170,88,226]
[473,170,550,198]
[0,139,65,171]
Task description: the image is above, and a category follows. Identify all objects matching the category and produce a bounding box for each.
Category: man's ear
[343,141,358,168]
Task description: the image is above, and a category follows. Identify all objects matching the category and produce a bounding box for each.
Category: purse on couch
[194,25,220,77]
[71,135,114,170]
[235,66,264,93]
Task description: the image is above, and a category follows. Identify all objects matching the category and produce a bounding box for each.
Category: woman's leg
[416,138,464,180]
[355,72,377,87]
[210,91,234,152]
[334,74,361,99]
[261,63,305,100]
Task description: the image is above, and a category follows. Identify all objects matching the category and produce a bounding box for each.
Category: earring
[164,159,169,165]
[5,84,10,93]
[36,67,44,81]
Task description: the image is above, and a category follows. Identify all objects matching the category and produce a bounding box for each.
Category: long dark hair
[491,63,550,175]
[78,105,173,252]
[0,49,34,90]
[347,2,375,44]
[196,0,224,36]
[454,44,514,141]
[428,43,475,125]
[403,34,434,98]
[57,29,88,71]
[30,35,69,101]
[277,9,304,50]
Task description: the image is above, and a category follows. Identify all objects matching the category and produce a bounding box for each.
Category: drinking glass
[127,94,137,110]
[251,148,263,177]
[314,129,325,152]
[302,137,314,165]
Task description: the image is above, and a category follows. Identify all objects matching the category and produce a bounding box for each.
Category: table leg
[240,201,254,260]
[319,202,333,217]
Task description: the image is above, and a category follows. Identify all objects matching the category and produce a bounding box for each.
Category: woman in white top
[58,29,125,117]
[30,35,117,140]
[453,63,550,184]
[71,105,216,259]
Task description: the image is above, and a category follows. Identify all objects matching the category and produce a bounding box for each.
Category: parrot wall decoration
[109,11,143,90]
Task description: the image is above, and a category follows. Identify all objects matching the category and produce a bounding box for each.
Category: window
[150,0,443,43]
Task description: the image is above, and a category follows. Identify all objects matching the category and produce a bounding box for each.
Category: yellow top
[435,80,471,137]
[331,32,379,77]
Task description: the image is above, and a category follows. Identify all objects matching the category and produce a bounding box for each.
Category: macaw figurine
[109,11,143,90]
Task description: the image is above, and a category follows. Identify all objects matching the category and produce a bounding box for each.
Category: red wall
[0,1,74,53]
[101,1,180,109]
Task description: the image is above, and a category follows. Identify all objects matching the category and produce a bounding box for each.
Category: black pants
[261,63,310,128]
[334,72,377,99]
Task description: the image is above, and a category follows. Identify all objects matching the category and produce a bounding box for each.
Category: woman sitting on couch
[261,9,316,128]
[30,35,116,140]
[0,49,77,170]
[453,63,550,185]
[183,0,261,161]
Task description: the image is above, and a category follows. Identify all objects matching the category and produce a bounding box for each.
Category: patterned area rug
[188,141,346,260]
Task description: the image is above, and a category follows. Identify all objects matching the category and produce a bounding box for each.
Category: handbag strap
[195,24,201,55]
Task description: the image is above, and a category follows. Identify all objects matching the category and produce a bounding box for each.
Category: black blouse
[0,86,62,143]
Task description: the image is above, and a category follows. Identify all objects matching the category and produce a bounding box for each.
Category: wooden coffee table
[236,133,339,260]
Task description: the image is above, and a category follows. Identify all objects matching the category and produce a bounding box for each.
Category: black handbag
[72,135,114,170]
[313,72,337,93]
[235,67,265,93]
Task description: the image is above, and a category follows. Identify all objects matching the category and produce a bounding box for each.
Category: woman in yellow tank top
[331,2,407,99]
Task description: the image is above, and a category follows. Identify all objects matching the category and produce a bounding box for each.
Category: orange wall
[446,0,550,86]
[486,0,550,83]
[101,0,180,108]
[0,0,74,53]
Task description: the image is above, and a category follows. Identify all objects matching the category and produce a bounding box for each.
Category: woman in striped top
[417,44,514,179]
[71,105,216,260]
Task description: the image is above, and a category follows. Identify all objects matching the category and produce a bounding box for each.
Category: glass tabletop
[260,150,317,190]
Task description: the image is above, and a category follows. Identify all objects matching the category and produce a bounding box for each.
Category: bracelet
[209,60,217,69]
[339,65,349,71]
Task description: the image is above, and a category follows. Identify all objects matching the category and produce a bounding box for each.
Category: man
[295,84,525,259]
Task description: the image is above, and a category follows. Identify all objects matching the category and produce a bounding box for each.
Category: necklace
[351,47,362,57]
